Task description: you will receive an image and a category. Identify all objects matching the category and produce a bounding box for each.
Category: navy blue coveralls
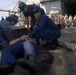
[29,14,61,44]
[23,4,45,30]
[1,40,37,65]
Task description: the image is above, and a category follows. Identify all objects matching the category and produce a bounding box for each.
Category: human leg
[35,29,61,50]
[0,41,24,74]
[18,40,37,72]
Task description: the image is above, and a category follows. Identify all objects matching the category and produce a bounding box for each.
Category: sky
[0,0,40,20]
[0,0,19,19]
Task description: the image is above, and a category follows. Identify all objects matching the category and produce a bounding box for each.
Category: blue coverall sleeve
[29,15,47,38]
[1,21,12,36]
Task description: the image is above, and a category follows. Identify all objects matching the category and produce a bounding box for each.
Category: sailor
[18,2,45,45]
[29,8,61,50]
[18,1,45,31]
[0,14,18,50]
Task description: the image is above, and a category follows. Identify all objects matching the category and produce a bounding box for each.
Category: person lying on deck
[0,35,38,74]
[0,33,54,74]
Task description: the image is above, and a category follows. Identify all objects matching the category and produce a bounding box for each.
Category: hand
[33,25,37,29]
[27,27,31,31]
[29,38,37,44]
[20,35,29,40]
[32,39,37,44]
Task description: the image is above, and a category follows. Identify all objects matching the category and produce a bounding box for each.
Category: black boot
[18,55,37,72]
[48,40,60,50]
[0,63,14,74]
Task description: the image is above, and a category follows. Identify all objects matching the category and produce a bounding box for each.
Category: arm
[33,19,39,28]
[25,16,30,31]
[9,38,21,46]
[20,35,37,44]
[9,35,37,46]
[29,15,47,38]
[3,34,13,42]
[9,35,29,46]
[2,20,14,42]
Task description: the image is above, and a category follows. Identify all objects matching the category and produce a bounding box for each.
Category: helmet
[33,8,41,14]
[18,2,27,12]
[9,14,18,23]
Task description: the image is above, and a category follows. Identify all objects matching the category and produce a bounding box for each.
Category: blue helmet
[33,8,41,14]
[6,14,18,23]
[9,14,18,22]
[18,2,27,12]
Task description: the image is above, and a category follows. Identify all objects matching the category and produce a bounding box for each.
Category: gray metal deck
[0,27,76,75]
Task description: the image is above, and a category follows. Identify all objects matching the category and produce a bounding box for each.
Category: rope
[12,1,19,11]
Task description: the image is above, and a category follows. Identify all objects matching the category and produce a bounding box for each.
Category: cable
[13,1,19,11]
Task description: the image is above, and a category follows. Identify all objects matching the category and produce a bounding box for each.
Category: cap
[18,2,27,12]
[33,8,41,14]
[9,14,18,23]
